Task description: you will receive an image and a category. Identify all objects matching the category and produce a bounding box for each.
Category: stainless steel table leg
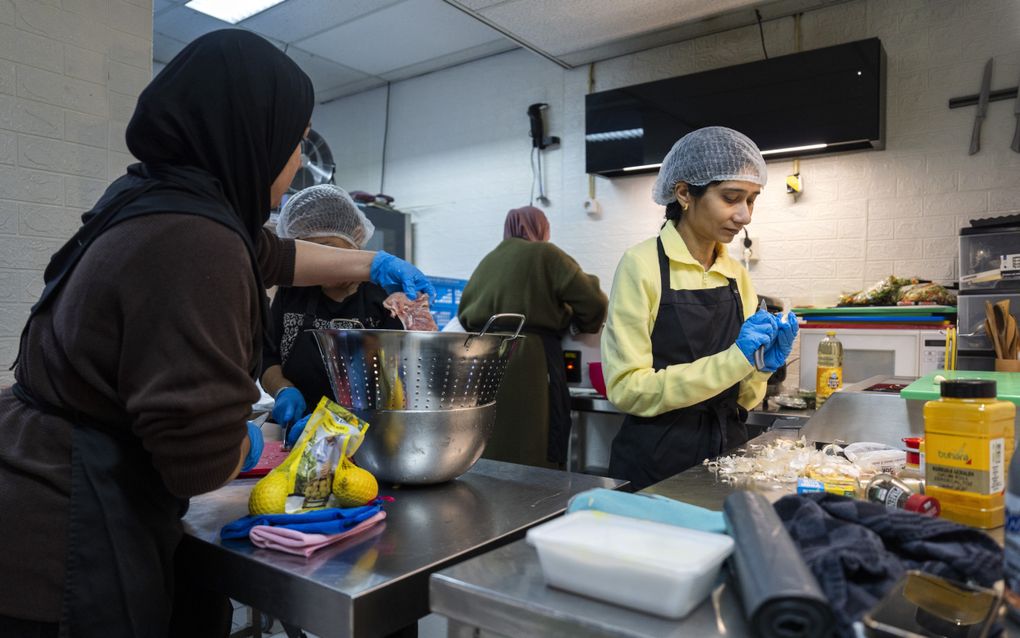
[282,622,306,638]
[446,617,509,638]
[252,609,263,638]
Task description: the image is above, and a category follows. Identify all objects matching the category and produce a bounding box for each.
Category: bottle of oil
[815,331,843,407]
[924,379,1015,529]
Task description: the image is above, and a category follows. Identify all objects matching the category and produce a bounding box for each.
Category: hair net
[277,184,375,247]
[652,126,767,205]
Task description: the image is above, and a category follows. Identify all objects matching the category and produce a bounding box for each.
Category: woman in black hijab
[0,30,432,637]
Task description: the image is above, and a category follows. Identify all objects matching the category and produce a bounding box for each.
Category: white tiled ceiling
[153,0,516,102]
[153,0,847,102]
[446,0,853,67]
[297,0,504,76]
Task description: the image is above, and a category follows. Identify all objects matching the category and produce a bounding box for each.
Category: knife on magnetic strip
[969,58,993,155]
[1012,72,1020,153]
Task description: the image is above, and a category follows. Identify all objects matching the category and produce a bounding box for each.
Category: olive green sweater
[459,239,607,468]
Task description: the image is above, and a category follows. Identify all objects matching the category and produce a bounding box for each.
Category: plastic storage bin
[426,276,468,330]
[959,227,1020,291]
[526,510,734,619]
[958,291,1015,336]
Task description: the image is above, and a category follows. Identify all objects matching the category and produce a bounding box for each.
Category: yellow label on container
[815,366,843,399]
[926,434,1004,495]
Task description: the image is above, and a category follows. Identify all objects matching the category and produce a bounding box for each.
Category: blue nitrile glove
[242,420,264,472]
[285,414,310,449]
[220,503,383,540]
[369,250,437,301]
[735,310,778,365]
[272,387,306,429]
[762,312,799,372]
[566,488,726,534]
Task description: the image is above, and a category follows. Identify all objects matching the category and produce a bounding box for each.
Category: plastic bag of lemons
[249,397,379,515]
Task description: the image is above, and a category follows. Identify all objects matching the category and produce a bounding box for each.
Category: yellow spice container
[924,379,1016,528]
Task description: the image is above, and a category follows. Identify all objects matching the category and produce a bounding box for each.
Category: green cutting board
[793,306,956,316]
[900,371,1020,406]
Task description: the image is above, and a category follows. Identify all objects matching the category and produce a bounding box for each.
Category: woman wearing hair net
[262,185,405,446]
[458,206,608,469]
[601,127,798,490]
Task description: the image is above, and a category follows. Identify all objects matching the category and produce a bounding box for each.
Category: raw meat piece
[383,293,438,331]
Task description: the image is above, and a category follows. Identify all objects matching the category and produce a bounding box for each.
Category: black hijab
[13,30,314,374]
[127,29,313,240]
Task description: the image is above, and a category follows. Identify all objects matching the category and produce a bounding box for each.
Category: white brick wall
[316,0,1020,314]
[0,0,151,382]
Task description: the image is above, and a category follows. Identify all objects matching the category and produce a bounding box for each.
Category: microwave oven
[799,328,946,391]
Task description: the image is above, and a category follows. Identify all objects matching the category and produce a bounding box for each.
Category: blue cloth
[774,493,1002,638]
[735,310,777,365]
[242,420,264,472]
[272,387,306,428]
[285,414,310,448]
[369,250,436,300]
[762,312,799,372]
[220,503,383,540]
[566,488,726,534]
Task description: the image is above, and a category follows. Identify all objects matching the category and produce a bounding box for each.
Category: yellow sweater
[601,222,770,417]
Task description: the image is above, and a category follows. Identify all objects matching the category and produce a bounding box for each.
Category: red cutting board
[237,441,292,478]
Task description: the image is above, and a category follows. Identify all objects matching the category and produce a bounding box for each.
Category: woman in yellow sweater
[601,127,798,489]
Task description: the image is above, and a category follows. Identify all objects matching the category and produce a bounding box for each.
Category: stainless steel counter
[430,431,800,638]
[181,459,622,638]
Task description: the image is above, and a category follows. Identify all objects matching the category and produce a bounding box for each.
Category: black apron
[534,330,571,466]
[282,292,345,412]
[12,384,186,637]
[608,237,748,491]
[280,289,385,412]
[10,165,263,637]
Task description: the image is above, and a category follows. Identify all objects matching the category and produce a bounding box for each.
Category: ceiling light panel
[185,0,287,24]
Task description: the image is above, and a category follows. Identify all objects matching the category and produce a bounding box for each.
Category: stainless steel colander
[311,314,525,411]
[311,314,525,484]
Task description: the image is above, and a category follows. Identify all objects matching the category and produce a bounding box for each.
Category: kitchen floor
[230,600,448,637]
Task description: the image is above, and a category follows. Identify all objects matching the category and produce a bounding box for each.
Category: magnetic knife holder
[949,87,1019,109]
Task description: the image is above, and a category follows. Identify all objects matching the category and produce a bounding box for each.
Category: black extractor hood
[586,38,886,176]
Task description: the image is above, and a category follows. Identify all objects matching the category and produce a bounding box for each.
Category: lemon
[248,470,291,515]
[332,459,378,507]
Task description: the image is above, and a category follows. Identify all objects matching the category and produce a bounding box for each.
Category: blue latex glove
[735,310,778,365]
[762,311,799,372]
[272,387,306,429]
[369,250,437,301]
[242,420,264,472]
[285,414,310,449]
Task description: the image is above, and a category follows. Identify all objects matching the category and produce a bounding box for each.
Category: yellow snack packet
[248,397,371,515]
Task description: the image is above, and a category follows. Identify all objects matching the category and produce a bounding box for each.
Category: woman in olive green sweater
[459,206,608,469]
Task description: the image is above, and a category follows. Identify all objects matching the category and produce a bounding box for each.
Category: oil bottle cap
[905,493,940,517]
[940,379,997,399]
[826,330,836,336]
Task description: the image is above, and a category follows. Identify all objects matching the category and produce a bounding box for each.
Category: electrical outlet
[727,236,761,263]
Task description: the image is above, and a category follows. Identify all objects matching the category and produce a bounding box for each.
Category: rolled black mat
[724,491,834,638]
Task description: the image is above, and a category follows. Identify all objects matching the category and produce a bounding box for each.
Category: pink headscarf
[503,206,550,242]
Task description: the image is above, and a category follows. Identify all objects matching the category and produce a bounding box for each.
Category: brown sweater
[0,214,294,621]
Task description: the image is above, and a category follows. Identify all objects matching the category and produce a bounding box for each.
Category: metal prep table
[430,430,800,638]
[430,417,1014,637]
[180,459,623,638]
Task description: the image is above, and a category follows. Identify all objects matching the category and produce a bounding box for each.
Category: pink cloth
[249,511,386,557]
[503,206,550,242]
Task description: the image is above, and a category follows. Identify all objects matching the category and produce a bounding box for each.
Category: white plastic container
[525,510,734,619]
